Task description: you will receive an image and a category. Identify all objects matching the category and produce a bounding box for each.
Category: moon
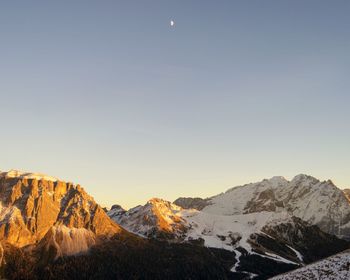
[170,20,175,27]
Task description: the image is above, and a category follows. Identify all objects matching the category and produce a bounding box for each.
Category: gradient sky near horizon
[1,1,349,209]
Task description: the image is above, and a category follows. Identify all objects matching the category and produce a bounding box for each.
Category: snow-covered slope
[109,200,301,267]
[270,249,350,280]
[176,174,350,238]
[109,199,297,255]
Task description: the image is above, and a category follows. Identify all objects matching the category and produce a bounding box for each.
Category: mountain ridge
[108,173,350,278]
[173,174,350,238]
[0,169,349,279]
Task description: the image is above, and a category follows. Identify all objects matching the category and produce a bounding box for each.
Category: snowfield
[182,209,299,264]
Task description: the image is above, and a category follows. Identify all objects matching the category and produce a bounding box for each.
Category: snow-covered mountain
[108,174,350,278]
[109,199,347,259]
[270,249,350,280]
[175,174,350,238]
[109,198,187,239]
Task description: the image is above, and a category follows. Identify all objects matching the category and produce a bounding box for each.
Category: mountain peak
[147,197,181,208]
[291,174,319,184]
[0,169,60,182]
[109,198,186,239]
[147,197,166,204]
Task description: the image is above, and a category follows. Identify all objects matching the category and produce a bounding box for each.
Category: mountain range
[0,170,349,279]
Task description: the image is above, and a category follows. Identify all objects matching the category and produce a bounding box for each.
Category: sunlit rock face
[0,170,122,249]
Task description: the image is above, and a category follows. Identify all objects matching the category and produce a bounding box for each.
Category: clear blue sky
[1,1,349,208]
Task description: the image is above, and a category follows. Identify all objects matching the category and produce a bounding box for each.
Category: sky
[0,1,349,209]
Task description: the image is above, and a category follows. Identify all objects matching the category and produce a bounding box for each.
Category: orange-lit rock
[0,170,123,252]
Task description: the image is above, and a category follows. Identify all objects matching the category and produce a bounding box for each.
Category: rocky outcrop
[173,197,211,210]
[108,204,126,221]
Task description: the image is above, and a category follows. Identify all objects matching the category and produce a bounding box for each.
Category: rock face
[0,170,122,254]
[173,197,211,210]
[107,204,126,221]
[256,217,349,263]
[175,175,350,238]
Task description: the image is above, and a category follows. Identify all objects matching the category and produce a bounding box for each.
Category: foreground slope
[5,236,237,280]
[270,249,350,280]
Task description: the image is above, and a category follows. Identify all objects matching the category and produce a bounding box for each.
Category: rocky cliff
[0,170,123,256]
